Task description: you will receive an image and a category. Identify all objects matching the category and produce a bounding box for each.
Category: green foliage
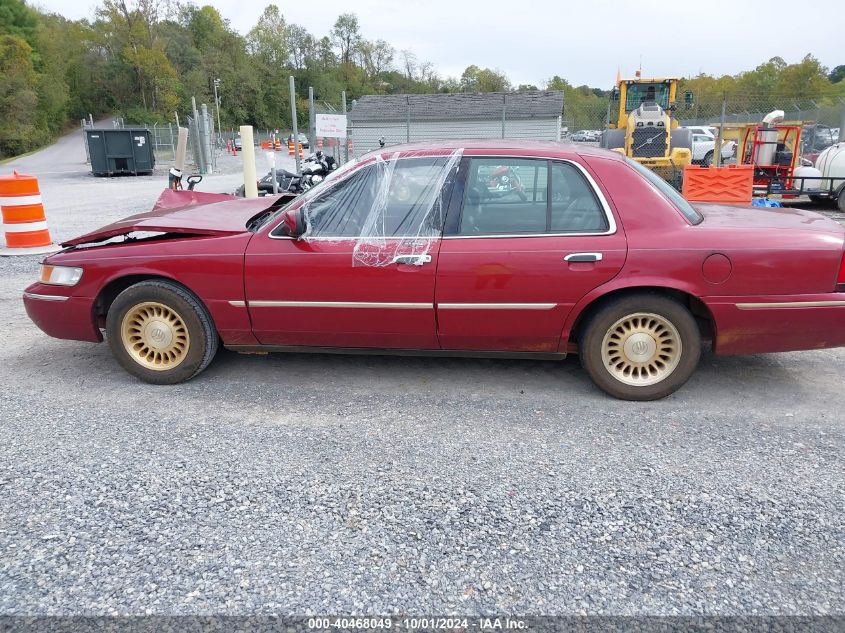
[460,65,511,92]
[0,0,843,159]
[0,33,43,155]
[0,0,37,50]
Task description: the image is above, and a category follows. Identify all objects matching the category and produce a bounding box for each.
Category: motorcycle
[235,151,338,197]
[483,165,527,201]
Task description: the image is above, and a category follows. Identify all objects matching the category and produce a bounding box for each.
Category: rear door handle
[392,254,432,266]
[564,252,603,263]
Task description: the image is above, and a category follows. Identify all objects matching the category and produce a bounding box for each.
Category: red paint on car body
[23,140,845,365]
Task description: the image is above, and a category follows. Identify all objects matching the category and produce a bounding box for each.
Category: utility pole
[342,90,348,163]
[308,86,315,151]
[714,94,727,168]
[213,78,222,148]
[289,76,301,174]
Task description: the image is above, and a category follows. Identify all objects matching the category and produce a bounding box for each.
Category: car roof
[360,139,625,161]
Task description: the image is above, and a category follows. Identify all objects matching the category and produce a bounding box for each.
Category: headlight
[39,264,83,286]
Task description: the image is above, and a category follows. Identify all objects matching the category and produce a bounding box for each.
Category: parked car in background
[691,133,736,166]
[23,140,845,401]
[686,125,717,137]
[571,130,593,142]
[801,124,837,164]
[286,132,310,149]
[233,136,243,150]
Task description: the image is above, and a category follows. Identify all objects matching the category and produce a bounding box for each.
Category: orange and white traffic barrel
[287,140,295,156]
[0,171,58,255]
[297,144,304,159]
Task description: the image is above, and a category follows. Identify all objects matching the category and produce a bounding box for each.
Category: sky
[30,0,842,88]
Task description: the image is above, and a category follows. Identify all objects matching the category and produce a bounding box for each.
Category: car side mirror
[280,207,307,238]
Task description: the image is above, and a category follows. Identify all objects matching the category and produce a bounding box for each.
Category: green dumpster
[86,128,155,176]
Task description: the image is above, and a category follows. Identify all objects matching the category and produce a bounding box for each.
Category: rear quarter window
[624,157,703,225]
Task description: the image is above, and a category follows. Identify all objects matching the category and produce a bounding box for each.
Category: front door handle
[392,254,432,266]
[564,252,603,263]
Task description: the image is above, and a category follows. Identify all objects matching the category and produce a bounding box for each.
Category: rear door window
[459,158,548,235]
[458,158,609,235]
[549,161,608,232]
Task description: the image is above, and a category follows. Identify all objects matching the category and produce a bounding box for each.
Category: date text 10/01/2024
[307,617,528,630]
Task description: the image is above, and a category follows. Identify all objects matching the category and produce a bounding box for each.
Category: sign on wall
[316,114,348,139]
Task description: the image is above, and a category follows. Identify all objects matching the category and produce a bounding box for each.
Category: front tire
[106,280,218,384]
[702,150,714,167]
[579,294,701,400]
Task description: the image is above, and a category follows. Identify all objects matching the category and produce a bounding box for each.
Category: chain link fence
[347,93,564,159]
[349,117,563,157]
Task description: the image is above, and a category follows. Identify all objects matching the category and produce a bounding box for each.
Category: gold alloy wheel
[120,301,190,371]
[600,312,682,387]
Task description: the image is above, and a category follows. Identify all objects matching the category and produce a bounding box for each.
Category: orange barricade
[288,140,295,156]
[682,164,754,204]
[0,171,58,255]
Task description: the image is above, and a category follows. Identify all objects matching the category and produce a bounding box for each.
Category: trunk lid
[61,190,279,247]
[694,202,845,234]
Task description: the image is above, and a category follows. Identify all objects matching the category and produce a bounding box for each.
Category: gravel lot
[1,129,844,616]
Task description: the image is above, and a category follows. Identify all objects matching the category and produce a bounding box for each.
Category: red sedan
[23,141,845,400]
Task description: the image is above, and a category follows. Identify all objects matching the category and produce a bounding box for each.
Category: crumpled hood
[61,189,280,247]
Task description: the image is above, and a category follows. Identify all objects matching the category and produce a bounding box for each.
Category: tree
[247,4,287,67]
[460,65,510,92]
[331,13,359,65]
[286,23,313,69]
[0,34,41,155]
[830,65,845,84]
[358,38,393,77]
[400,49,416,81]
[182,4,225,52]
[0,0,39,50]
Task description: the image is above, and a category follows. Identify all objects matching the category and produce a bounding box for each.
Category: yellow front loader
[601,77,693,183]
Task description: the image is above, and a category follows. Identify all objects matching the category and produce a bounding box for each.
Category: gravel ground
[0,129,844,616]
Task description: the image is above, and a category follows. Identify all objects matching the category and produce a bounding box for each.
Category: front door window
[275,152,461,267]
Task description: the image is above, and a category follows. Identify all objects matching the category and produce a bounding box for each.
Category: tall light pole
[213,78,222,146]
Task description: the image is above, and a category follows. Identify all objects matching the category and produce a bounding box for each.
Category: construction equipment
[727,110,845,204]
[601,76,692,184]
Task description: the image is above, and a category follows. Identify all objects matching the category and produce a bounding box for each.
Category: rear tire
[702,150,714,167]
[106,280,218,385]
[670,128,693,152]
[579,294,701,400]
[600,129,625,150]
[838,188,845,213]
